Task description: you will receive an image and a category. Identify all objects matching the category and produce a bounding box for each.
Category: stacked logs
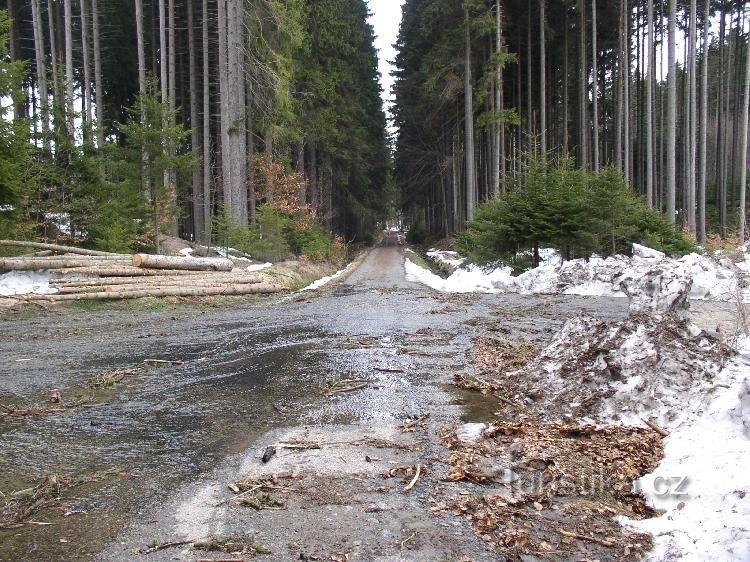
[0,240,283,301]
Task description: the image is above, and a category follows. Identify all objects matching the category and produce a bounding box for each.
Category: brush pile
[0,240,284,301]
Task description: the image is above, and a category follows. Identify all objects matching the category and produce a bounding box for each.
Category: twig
[137,539,193,555]
[374,367,404,373]
[213,484,264,507]
[559,529,615,547]
[403,465,421,492]
[641,418,669,437]
[400,532,416,550]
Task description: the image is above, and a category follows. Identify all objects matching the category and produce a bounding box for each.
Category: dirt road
[1,238,631,561]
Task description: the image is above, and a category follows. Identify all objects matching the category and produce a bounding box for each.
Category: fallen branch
[400,532,416,550]
[559,529,615,548]
[641,418,670,437]
[137,539,193,555]
[403,464,422,492]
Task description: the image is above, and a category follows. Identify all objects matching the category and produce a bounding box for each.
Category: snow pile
[405,258,512,293]
[247,262,272,272]
[299,268,346,292]
[479,270,734,426]
[179,247,195,257]
[408,243,749,302]
[621,336,750,561]
[426,249,466,272]
[0,271,58,296]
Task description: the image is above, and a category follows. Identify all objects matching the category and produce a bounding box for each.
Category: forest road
[0,237,629,561]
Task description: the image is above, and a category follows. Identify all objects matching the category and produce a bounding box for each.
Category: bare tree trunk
[64,0,74,138]
[188,0,203,241]
[563,14,569,157]
[202,0,212,235]
[578,0,587,169]
[135,0,150,203]
[80,0,93,144]
[48,0,62,114]
[615,0,623,172]
[464,7,476,222]
[31,0,51,152]
[687,0,697,235]
[540,0,547,160]
[716,9,726,238]
[591,0,599,171]
[646,0,654,206]
[91,0,103,145]
[738,23,749,242]
[698,0,708,243]
[623,0,631,184]
[493,0,504,194]
[666,0,677,223]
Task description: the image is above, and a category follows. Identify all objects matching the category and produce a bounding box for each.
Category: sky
[367,0,406,129]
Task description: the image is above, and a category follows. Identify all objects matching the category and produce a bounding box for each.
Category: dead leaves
[433,421,663,559]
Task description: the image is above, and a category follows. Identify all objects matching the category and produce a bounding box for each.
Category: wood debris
[321,378,369,396]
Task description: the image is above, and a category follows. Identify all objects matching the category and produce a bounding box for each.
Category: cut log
[133,254,234,272]
[0,240,123,256]
[48,267,212,277]
[1,257,132,271]
[26,283,284,301]
[52,274,263,288]
[55,280,264,294]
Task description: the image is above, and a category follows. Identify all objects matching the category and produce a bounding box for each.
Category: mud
[0,234,665,561]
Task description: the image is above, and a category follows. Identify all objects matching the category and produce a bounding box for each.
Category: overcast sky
[367,0,405,126]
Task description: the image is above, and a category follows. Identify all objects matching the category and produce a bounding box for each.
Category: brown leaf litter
[434,422,663,560]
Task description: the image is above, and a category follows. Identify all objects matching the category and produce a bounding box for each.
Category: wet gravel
[0,241,632,561]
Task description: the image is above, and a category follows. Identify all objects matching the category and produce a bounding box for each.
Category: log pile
[0,240,284,301]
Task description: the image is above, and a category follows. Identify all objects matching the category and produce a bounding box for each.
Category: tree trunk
[563,13,569,157]
[698,0,708,243]
[91,0,103,145]
[591,0,599,171]
[32,283,282,302]
[132,254,234,271]
[738,20,750,243]
[31,0,51,152]
[188,0,204,241]
[80,0,93,144]
[615,0,623,172]
[666,0,677,223]
[646,0,654,207]
[64,0,74,138]
[0,240,122,255]
[540,0,547,159]
[493,0,504,194]
[47,0,62,115]
[464,7,476,222]
[687,0,697,235]
[202,0,212,237]
[623,0,631,184]
[578,0,587,169]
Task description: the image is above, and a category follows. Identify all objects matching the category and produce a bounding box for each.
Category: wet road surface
[0,238,631,561]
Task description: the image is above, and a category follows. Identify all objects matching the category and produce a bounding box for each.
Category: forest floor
[0,233,739,561]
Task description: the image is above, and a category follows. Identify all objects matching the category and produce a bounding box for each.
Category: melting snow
[409,245,749,303]
[0,271,58,296]
[621,336,750,562]
[300,269,346,292]
[247,262,272,272]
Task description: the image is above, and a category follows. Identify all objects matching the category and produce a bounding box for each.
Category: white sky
[367,0,405,127]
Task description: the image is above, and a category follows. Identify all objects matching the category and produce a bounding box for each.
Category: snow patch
[179,247,195,257]
[455,423,488,444]
[247,262,272,272]
[621,336,750,562]
[0,271,58,296]
[300,269,346,292]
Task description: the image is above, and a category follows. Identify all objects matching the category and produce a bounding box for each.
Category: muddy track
[0,237,632,561]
